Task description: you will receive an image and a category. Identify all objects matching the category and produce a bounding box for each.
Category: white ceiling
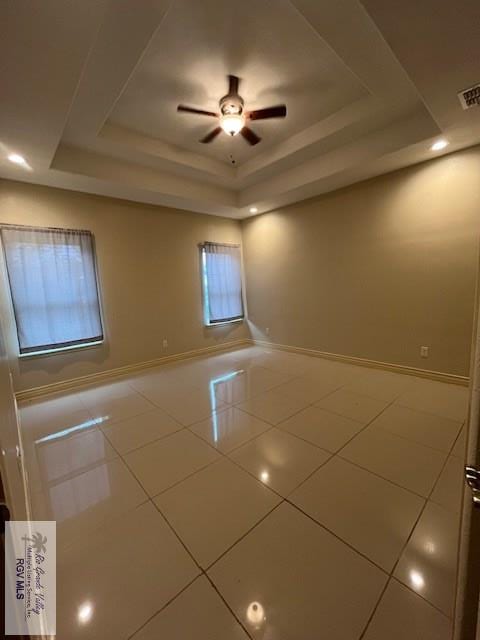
[1,0,479,219]
[108,0,367,165]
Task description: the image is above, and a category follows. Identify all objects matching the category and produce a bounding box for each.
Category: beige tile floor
[18,345,467,639]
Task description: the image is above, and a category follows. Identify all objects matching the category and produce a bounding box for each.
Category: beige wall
[242,147,480,377]
[0,180,248,391]
[1,146,479,391]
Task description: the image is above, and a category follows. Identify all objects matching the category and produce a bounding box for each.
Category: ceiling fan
[177,75,287,146]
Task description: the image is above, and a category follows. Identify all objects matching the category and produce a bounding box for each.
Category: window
[201,242,244,325]
[1,225,104,355]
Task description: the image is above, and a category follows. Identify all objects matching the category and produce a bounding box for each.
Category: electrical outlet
[265,327,270,335]
[162,338,168,349]
[420,346,429,358]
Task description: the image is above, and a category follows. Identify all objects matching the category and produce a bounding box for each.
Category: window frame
[0,223,106,358]
[200,242,245,327]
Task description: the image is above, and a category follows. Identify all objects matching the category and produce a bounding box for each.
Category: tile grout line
[395,399,467,425]
[118,411,264,640]
[202,500,285,572]
[388,424,463,595]
[277,390,445,502]
[149,497,258,640]
[390,575,455,619]
[203,573,256,639]
[112,398,277,503]
[450,422,467,461]
[131,380,225,430]
[334,454,433,501]
[150,413,391,583]
[323,390,457,500]
[333,395,404,458]
[109,379,260,498]
[119,370,348,478]
[92,421,160,501]
[353,410,464,456]
[357,419,463,637]
[357,576,391,640]
[111,457,211,636]
[127,349,306,425]
[124,441,221,500]
[182,424,441,620]
[282,495,391,576]
[102,422,186,457]
[272,381,461,635]
[178,402,338,511]
[179,413,387,579]
[52,496,153,558]
[169,388,334,494]
[125,574,200,640]
[122,395,296,639]
[27,429,149,497]
[232,381,348,427]
[109,388,288,638]
[391,421,462,578]
[278,397,399,497]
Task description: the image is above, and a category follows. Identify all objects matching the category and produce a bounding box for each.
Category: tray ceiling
[1,0,479,218]
[108,0,367,165]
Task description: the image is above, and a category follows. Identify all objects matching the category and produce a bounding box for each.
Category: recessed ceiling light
[431,139,448,151]
[249,207,258,214]
[8,153,27,166]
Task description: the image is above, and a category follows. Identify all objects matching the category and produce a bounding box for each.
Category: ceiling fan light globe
[220,114,245,136]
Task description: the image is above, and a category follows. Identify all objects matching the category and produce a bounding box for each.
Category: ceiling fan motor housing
[220,94,244,115]
[177,75,286,145]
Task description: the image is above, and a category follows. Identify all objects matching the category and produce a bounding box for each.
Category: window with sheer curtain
[0,225,104,355]
[201,242,244,325]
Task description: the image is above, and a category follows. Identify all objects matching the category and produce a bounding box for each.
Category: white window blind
[201,242,244,324]
[1,225,104,355]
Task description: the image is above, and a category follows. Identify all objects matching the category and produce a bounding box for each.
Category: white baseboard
[15,339,251,402]
[253,339,469,386]
[15,336,469,402]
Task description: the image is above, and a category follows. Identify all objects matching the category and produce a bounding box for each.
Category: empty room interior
[2,1,480,639]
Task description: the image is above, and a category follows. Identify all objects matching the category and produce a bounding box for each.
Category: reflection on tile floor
[19,345,467,639]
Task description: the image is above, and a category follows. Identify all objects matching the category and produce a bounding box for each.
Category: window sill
[18,340,104,359]
[205,318,244,328]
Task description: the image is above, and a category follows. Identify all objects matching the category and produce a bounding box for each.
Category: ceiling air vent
[458,84,480,110]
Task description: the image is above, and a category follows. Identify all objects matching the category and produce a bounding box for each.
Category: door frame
[454,248,480,640]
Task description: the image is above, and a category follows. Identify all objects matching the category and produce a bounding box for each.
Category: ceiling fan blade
[177,105,218,117]
[228,75,240,95]
[247,105,287,120]
[240,126,261,146]
[200,127,222,143]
